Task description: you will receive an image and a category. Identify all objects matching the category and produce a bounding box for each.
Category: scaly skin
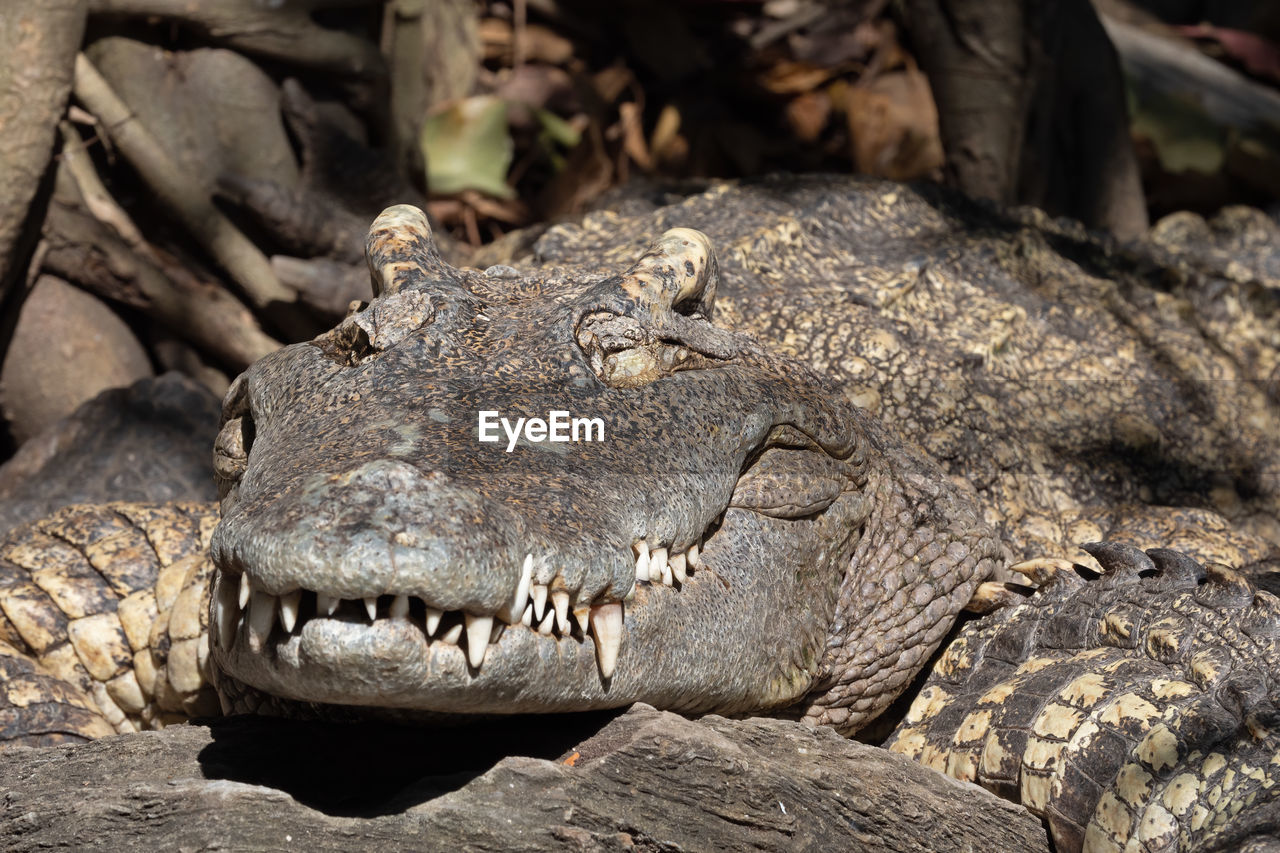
[1,177,1278,851]
[887,543,1280,852]
[208,206,1000,730]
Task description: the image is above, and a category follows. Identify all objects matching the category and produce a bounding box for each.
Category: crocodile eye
[214,414,254,497]
[576,312,692,387]
[214,374,255,499]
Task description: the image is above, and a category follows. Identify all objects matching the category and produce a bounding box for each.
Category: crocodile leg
[0,501,220,746]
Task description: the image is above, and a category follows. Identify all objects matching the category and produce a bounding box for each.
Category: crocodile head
[208,206,996,731]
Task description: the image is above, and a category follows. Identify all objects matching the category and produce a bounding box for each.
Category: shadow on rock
[195,709,623,817]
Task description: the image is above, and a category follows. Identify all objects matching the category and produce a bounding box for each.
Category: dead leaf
[1180,24,1280,84]
[786,91,831,142]
[616,101,652,170]
[842,66,944,180]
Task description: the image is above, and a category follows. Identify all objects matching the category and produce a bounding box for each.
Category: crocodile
[1,176,1278,850]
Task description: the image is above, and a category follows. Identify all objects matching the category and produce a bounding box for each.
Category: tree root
[71,53,296,315]
[86,0,385,78]
[0,1,86,306]
[44,149,280,371]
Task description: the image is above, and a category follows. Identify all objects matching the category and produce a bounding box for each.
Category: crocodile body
[1,176,1279,850]
[888,544,1280,852]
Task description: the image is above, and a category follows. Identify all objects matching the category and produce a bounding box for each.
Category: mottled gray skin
[210,205,999,732]
[208,174,1280,736]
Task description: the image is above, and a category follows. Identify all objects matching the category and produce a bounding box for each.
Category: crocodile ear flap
[365,205,459,297]
[618,228,718,318]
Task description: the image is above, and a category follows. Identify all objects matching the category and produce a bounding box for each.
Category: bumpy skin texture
[0,502,219,743]
[505,177,1280,565]
[1,177,1279,851]
[887,544,1280,853]
[209,203,999,732]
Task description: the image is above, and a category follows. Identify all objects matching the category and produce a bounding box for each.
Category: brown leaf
[843,66,944,181]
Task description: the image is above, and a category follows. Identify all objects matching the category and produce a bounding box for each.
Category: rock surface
[0,373,219,535]
[0,704,1049,851]
[0,275,152,445]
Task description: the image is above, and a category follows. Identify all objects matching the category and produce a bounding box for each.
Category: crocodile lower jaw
[209,538,711,705]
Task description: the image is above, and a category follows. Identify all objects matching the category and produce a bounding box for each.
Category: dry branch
[0,0,87,305]
[44,161,280,371]
[71,53,294,313]
[87,0,385,77]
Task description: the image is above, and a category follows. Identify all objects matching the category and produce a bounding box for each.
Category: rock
[0,373,220,535]
[0,275,152,444]
[0,705,1049,851]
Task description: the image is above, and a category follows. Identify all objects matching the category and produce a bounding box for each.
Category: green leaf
[534,108,581,149]
[420,96,515,198]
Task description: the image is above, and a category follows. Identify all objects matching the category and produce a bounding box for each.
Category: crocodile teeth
[651,547,668,584]
[425,606,443,635]
[589,602,624,679]
[497,554,533,624]
[573,605,590,635]
[316,594,339,617]
[552,590,570,633]
[531,584,548,621]
[633,541,650,582]
[238,573,251,609]
[669,552,687,584]
[440,622,463,644]
[464,613,493,667]
[660,559,673,587]
[687,543,701,568]
[389,594,410,619]
[214,574,239,652]
[537,609,555,635]
[363,597,378,622]
[247,590,277,649]
[521,602,534,627]
[279,590,301,633]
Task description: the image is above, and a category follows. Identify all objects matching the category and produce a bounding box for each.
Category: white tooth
[634,541,650,582]
[589,602,624,679]
[661,560,673,586]
[441,622,463,644]
[238,573,251,609]
[464,613,493,667]
[552,590,570,633]
[670,552,688,584]
[573,606,590,634]
[425,606,443,635]
[531,584,548,621]
[247,590,277,648]
[497,554,534,624]
[687,542,701,568]
[490,621,505,644]
[390,595,409,619]
[521,602,534,626]
[316,594,339,617]
[215,574,238,652]
[652,547,668,582]
[537,609,555,635]
[279,590,301,633]
[363,597,378,621]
